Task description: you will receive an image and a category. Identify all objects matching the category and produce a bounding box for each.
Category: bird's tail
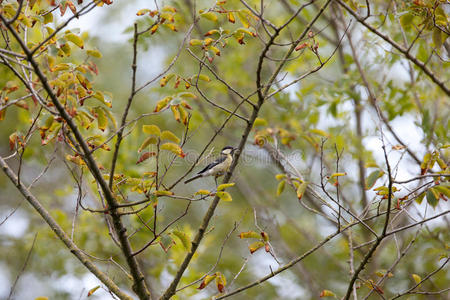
[184,174,202,184]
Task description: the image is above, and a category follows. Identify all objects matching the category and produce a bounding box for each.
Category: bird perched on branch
[184,146,237,185]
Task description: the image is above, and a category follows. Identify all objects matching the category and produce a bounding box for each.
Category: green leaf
[426,188,439,207]
[200,12,218,22]
[172,230,190,250]
[415,192,425,205]
[366,170,384,190]
[433,184,450,198]
[43,12,53,24]
[198,74,210,82]
[178,92,197,99]
[432,28,443,48]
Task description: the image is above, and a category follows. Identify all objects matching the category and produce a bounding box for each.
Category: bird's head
[221,146,237,155]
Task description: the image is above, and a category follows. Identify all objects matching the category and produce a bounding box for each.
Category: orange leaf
[295,42,309,51]
[228,12,235,23]
[136,152,156,164]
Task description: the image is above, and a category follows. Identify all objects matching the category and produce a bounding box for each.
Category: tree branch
[0,14,151,299]
[0,156,132,300]
[335,0,450,96]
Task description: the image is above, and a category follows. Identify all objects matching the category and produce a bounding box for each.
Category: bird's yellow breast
[209,154,233,177]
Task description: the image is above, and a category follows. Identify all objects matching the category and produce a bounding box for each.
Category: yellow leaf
[87,49,102,58]
[136,8,151,16]
[330,172,347,178]
[203,38,214,46]
[296,182,308,200]
[276,180,285,196]
[142,125,161,136]
[161,130,180,143]
[237,10,250,28]
[66,154,85,165]
[195,189,211,195]
[216,191,232,201]
[254,117,268,127]
[198,274,217,290]
[228,12,235,23]
[65,33,84,48]
[150,24,158,35]
[162,5,177,12]
[138,136,158,152]
[160,142,186,157]
[160,74,175,87]
[248,241,264,253]
[215,272,226,293]
[201,12,218,22]
[154,190,174,196]
[189,39,203,46]
[178,105,188,125]
[275,174,286,180]
[94,107,107,131]
[87,285,100,297]
[319,290,335,297]
[239,231,260,239]
[217,183,235,191]
[310,128,329,137]
[154,96,172,112]
[172,230,190,250]
[178,92,197,99]
[171,105,180,122]
[198,74,210,82]
[412,274,421,285]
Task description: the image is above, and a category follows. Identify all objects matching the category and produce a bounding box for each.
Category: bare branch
[335,0,450,96]
[0,156,132,300]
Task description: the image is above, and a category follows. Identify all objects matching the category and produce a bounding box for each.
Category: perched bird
[184,146,237,185]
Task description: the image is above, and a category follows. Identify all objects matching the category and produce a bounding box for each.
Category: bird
[184,146,237,185]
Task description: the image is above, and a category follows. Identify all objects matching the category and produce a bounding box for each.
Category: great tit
[184,146,237,185]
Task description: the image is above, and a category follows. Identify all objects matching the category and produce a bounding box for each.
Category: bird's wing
[197,156,226,174]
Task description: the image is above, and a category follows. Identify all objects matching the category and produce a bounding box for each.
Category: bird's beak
[232,147,240,154]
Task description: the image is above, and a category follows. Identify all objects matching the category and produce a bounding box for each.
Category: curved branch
[0,14,151,300]
[335,0,450,96]
[0,157,133,300]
